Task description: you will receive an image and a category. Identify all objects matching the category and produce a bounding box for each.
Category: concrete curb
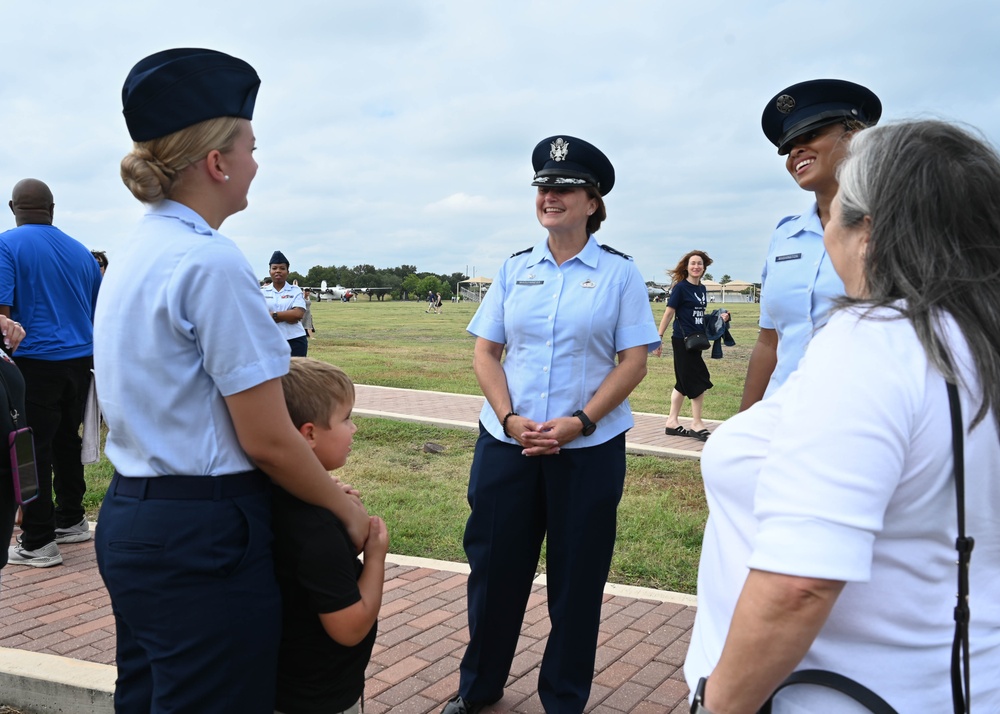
[0,648,113,713]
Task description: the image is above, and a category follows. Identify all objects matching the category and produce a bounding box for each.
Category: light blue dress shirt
[758,203,845,398]
[467,235,660,448]
[261,282,307,340]
[94,200,290,477]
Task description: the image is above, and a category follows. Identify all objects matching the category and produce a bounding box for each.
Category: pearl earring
[224,175,230,182]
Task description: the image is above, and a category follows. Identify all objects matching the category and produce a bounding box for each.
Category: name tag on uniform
[516,280,544,285]
[775,253,802,262]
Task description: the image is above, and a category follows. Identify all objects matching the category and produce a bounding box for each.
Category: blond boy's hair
[281,357,355,429]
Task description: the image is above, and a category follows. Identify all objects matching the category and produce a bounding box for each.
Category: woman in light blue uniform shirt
[93,49,369,713]
[740,79,881,409]
[440,136,660,714]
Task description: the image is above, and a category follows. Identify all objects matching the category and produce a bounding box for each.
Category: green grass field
[85,298,761,594]
[307,297,760,419]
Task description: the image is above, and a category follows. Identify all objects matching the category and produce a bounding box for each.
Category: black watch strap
[572,409,596,436]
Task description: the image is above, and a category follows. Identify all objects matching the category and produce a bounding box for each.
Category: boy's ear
[297,422,318,450]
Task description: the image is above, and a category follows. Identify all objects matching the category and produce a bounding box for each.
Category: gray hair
[836,120,1000,426]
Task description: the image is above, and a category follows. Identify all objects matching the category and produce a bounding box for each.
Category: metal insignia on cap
[776,94,795,114]
[550,137,569,162]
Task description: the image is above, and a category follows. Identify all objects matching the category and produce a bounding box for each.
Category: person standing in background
[3,178,102,568]
[91,250,108,276]
[301,287,315,339]
[262,250,308,356]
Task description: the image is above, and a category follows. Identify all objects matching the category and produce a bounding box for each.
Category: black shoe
[441,695,492,714]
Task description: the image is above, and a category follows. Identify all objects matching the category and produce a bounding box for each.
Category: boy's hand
[331,476,361,498]
[364,516,389,562]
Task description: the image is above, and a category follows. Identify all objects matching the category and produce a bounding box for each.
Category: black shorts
[671,336,713,399]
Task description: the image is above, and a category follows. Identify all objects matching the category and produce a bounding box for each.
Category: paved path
[2,386,711,713]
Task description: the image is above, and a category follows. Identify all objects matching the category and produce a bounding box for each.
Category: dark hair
[670,250,713,284]
[91,250,108,269]
[836,120,1000,425]
[584,186,607,234]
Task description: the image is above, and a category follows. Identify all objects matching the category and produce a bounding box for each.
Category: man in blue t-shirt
[2,179,102,568]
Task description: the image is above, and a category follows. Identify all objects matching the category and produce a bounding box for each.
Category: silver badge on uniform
[581,279,596,289]
[550,138,569,162]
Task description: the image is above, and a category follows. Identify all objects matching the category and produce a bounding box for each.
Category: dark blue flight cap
[269,250,289,266]
[531,135,615,196]
[122,48,260,143]
[762,79,881,155]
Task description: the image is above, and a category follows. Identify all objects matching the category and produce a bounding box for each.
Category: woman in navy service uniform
[441,136,660,714]
[740,79,881,409]
[93,48,369,714]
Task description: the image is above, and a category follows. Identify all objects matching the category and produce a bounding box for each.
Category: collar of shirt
[147,200,215,237]
[524,234,602,269]
[774,202,823,240]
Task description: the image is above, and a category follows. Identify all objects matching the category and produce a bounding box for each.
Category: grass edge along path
[84,417,706,595]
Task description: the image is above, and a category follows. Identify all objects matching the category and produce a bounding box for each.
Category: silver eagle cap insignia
[550,138,569,162]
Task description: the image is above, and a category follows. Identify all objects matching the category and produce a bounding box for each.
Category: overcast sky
[1,1,997,285]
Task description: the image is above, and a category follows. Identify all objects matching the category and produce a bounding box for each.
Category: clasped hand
[511,415,583,456]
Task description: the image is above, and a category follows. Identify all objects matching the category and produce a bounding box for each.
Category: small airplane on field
[303,281,393,301]
[646,283,668,301]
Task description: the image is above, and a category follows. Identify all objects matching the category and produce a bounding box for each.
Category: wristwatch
[572,410,596,436]
[690,677,716,714]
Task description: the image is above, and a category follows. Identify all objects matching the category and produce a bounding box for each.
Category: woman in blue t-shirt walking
[655,250,726,441]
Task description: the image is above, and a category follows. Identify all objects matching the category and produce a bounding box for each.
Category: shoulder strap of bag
[760,670,898,714]
[946,381,973,714]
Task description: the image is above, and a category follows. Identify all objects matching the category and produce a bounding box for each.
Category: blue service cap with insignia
[122,48,260,143]
[531,135,615,196]
[762,79,881,155]
[269,250,289,266]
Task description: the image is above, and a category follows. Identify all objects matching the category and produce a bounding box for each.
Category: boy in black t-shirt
[274,357,389,714]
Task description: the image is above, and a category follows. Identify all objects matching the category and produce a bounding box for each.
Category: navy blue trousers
[95,473,281,713]
[459,427,626,713]
[288,335,308,357]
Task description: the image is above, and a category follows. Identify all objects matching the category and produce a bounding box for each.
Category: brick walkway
[1,386,710,713]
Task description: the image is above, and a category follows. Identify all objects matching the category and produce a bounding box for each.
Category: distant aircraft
[303,281,393,302]
[646,283,668,301]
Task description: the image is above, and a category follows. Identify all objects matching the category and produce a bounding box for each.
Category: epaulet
[775,214,800,229]
[510,246,533,258]
[600,244,632,260]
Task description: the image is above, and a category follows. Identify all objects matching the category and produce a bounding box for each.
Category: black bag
[684,332,710,352]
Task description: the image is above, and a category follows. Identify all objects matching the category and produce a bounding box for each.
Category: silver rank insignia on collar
[550,137,569,162]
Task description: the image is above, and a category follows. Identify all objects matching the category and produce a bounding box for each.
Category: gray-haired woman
[685,121,1000,712]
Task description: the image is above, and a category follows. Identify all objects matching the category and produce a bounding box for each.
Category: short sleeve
[615,261,661,352]
[171,240,289,396]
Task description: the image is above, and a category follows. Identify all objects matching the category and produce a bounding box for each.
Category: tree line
[281,264,469,301]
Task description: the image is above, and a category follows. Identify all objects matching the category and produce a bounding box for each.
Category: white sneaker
[8,541,63,568]
[54,518,92,544]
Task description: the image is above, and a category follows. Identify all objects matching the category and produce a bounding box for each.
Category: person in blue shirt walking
[440,136,660,714]
[740,79,881,409]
